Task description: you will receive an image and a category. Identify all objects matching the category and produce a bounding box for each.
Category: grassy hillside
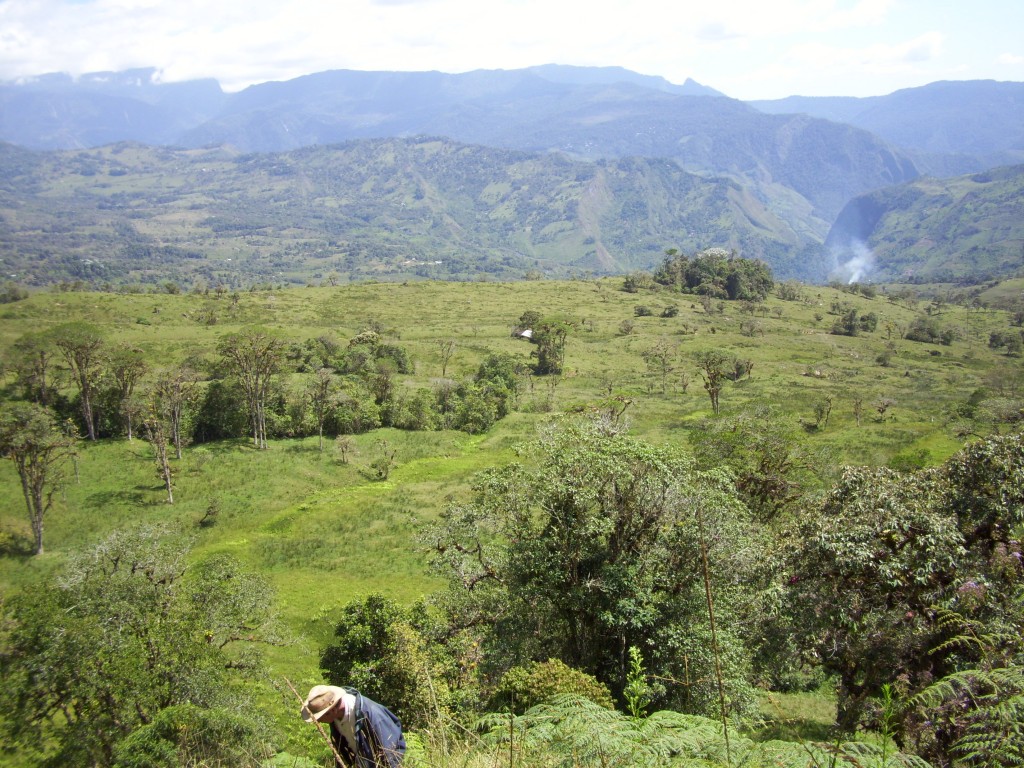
[0,278,1018,764]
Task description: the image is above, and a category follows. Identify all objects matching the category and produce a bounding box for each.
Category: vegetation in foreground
[0,268,1022,767]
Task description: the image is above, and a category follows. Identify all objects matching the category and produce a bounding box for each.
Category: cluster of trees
[0,525,283,766]
[0,323,525,551]
[312,417,1024,767]
[646,247,775,301]
[4,322,523,446]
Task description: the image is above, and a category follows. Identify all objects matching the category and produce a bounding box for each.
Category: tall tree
[787,433,1024,751]
[437,338,457,378]
[690,405,834,521]
[528,315,575,375]
[154,365,201,459]
[427,417,768,717]
[141,402,175,504]
[641,338,677,394]
[0,402,77,555]
[695,350,729,416]
[51,322,105,440]
[10,331,58,405]
[107,343,147,440]
[217,327,284,449]
[306,367,337,451]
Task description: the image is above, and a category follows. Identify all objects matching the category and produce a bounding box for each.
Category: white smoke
[831,239,876,284]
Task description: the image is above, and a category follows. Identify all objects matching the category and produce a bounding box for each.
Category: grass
[0,276,1019,762]
[752,691,838,743]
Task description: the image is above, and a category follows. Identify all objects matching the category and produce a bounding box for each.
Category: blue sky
[1,0,1021,99]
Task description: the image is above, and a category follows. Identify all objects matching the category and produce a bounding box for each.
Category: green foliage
[428,416,766,718]
[0,401,77,554]
[494,658,615,714]
[906,315,953,345]
[525,315,576,375]
[476,694,930,768]
[112,703,273,768]
[0,524,283,766]
[788,433,1024,750]
[0,282,29,304]
[319,594,451,730]
[908,610,1024,768]
[623,646,653,719]
[652,247,774,300]
[691,405,835,521]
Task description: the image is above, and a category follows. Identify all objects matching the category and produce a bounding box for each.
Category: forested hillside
[0,138,825,287]
[0,274,1021,766]
[827,164,1024,282]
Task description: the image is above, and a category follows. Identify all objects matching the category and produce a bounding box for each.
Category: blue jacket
[330,688,406,767]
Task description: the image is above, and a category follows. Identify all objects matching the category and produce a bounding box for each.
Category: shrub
[493,658,615,714]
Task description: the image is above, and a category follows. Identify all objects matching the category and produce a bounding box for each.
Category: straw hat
[300,684,346,722]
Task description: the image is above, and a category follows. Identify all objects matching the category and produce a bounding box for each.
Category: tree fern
[909,607,1024,768]
[473,695,932,768]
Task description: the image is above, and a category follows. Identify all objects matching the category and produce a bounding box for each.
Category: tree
[690,405,833,522]
[218,327,285,449]
[641,339,677,394]
[320,594,451,730]
[427,417,768,717]
[787,434,1024,753]
[528,316,576,375]
[142,403,175,504]
[153,365,201,459]
[0,402,77,555]
[306,367,338,451]
[695,350,729,415]
[51,322,105,440]
[10,331,58,406]
[437,338,457,378]
[788,465,962,734]
[0,525,282,766]
[108,344,147,440]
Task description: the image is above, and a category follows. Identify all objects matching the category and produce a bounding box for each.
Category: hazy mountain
[176,67,919,237]
[0,137,831,288]
[7,65,1023,285]
[749,80,1024,175]
[825,164,1024,282]
[0,68,225,149]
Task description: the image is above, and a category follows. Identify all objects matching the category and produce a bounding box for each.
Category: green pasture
[0,277,1018,758]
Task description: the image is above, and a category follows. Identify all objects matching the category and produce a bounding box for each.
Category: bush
[492,659,615,714]
[320,595,452,730]
[113,704,273,768]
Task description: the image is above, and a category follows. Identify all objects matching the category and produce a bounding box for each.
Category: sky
[1,0,1022,100]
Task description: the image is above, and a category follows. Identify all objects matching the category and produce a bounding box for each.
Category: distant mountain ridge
[749,80,1024,175]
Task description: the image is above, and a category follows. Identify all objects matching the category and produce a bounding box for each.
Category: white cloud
[785,31,945,73]
[0,0,1014,99]
[999,53,1024,65]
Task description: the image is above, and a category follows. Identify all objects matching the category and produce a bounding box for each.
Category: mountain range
[2,65,1023,285]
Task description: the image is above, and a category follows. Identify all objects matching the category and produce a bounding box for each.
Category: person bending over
[301,684,406,767]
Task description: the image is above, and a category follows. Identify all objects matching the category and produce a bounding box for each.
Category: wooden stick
[284,677,350,768]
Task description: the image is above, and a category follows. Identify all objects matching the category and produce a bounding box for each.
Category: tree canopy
[427,417,772,718]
